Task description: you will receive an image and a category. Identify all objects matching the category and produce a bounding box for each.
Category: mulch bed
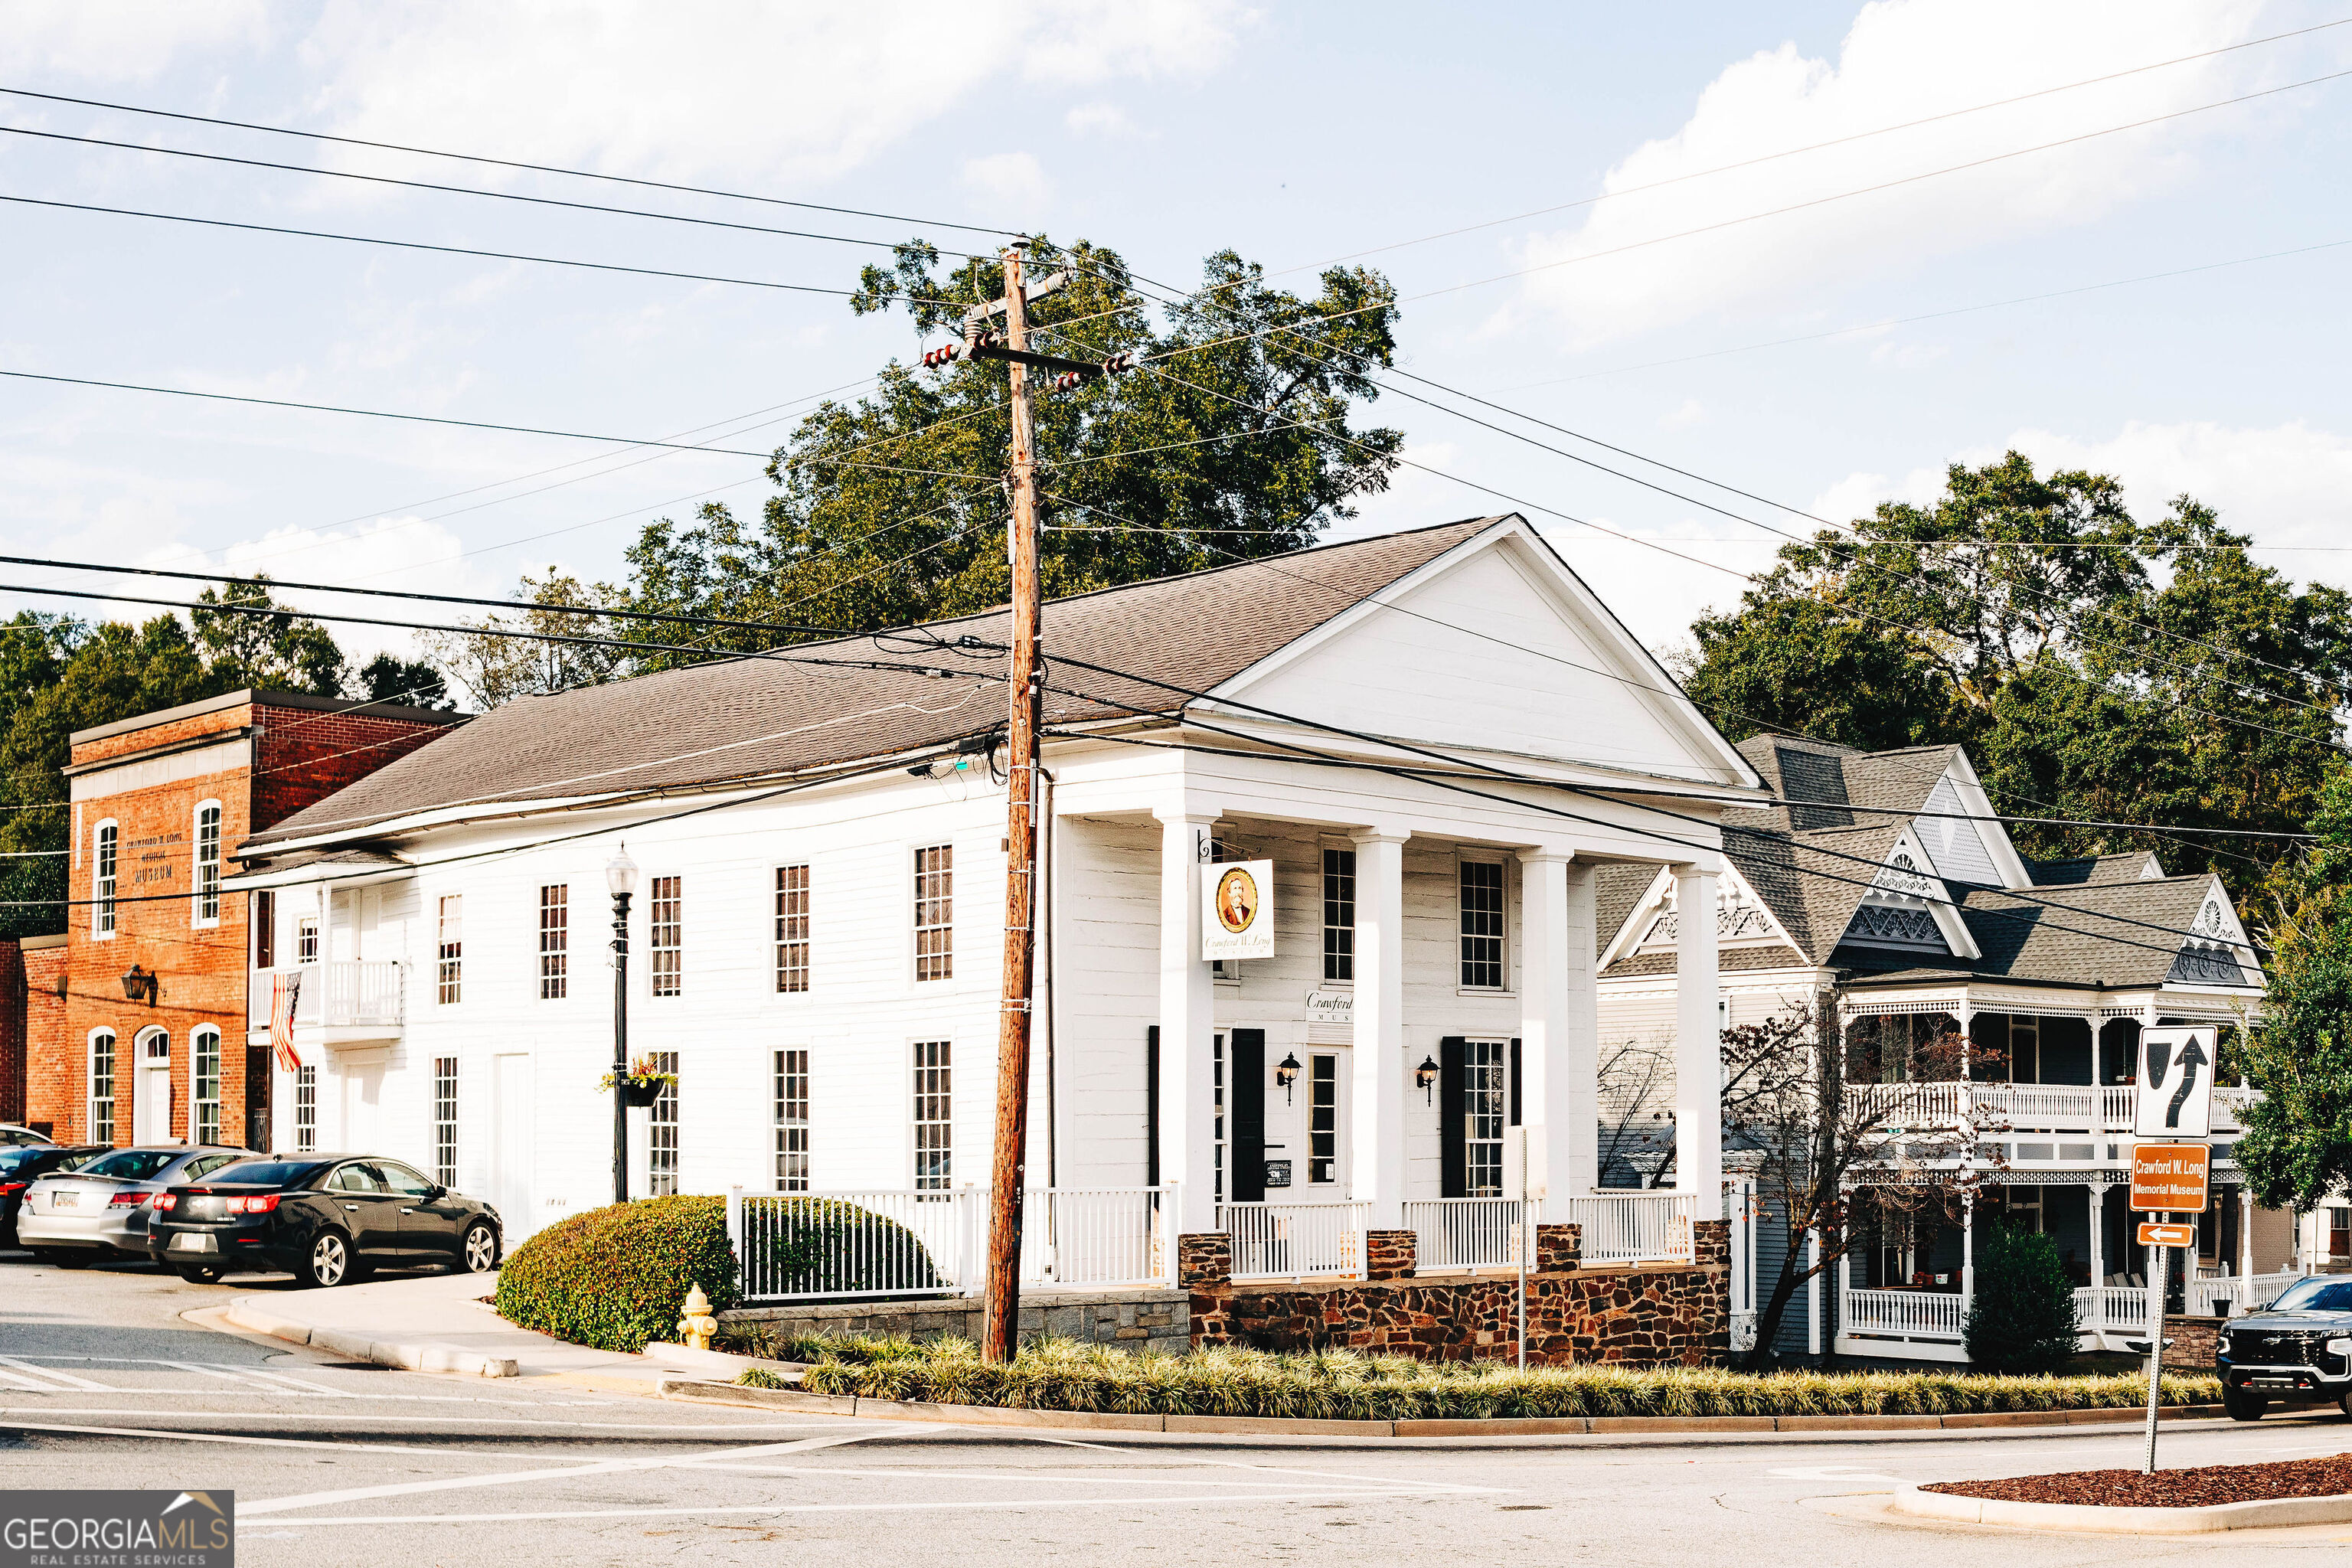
[1925,1453,2352,1509]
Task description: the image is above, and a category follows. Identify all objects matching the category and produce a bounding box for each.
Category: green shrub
[788,1335,2219,1419]
[495,1196,740,1352]
[1964,1223,2082,1374]
[750,1199,942,1297]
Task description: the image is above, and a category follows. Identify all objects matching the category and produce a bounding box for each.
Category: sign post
[2128,1112,2213,1476]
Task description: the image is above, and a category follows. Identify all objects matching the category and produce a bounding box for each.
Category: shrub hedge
[1965,1224,2082,1374]
[496,1195,740,1352]
[780,1337,2223,1421]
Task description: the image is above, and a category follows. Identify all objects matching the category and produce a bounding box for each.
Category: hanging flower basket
[622,1079,665,1108]
[599,1056,676,1107]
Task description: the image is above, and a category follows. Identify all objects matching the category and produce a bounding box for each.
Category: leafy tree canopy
[608,239,1402,668]
[1682,452,2352,905]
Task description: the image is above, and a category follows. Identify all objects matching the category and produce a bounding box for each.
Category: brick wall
[252,702,457,831]
[20,939,64,1135]
[0,938,21,1123]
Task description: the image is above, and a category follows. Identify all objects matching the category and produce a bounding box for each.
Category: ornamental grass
[760,1336,2221,1421]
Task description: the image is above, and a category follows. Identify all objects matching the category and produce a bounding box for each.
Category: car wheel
[459,1221,498,1274]
[2223,1387,2267,1422]
[175,1264,224,1285]
[299,1230,351,1289]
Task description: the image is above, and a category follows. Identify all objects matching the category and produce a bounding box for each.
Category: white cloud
[1659,397,1704,430]
[0,0,270,82]
[1066,101,1143,139]
[962,152,1051,211]
[1511,0,2272,345]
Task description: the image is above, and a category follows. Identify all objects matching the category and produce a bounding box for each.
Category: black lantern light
[121,964,158,1005]
[1274,1051,1302,1103]
[1415,1054,1439,1104]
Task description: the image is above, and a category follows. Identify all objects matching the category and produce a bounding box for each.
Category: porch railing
[1842,1286,1965,1341]
[2074,1285,2148,1341]
[2187,1269,2306,1318]
[1561,1192,1697,1263]
[247,961,405,1031]
[1222,1200,1368,1282]
[1402,1197,1524,1273]
[1844,1080,2263,1138]
[1022,1187,1175,1290]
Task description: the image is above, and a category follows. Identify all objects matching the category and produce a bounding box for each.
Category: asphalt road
[6,1248,2352,1566]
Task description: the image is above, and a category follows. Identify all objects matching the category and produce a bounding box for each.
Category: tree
[1682,454,2351,902]
[191,577,346,695]
[417,569,624,709]
[1963,1223,2080,1373]
[354,653,455,711]
[607,239,1403,665]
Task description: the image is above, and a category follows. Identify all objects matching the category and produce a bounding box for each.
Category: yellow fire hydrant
[678,1283,717,1352]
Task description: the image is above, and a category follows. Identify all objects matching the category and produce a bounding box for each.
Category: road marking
[0,1357,113,1391]
[243,1488,1462,1528]
[1027,1432,1500,1495]
[0,1407,844,1431]
[1766,1465,1912,1486]
[234,1365,350,1396]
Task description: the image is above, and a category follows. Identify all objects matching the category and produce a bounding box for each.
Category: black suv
[2216,1276,2352,1419]
[148,1154,502,1287]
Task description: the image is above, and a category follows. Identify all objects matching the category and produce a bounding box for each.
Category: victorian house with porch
[1593,734,2295,1364]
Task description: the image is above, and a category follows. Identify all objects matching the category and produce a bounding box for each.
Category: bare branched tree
[417,569,626,709]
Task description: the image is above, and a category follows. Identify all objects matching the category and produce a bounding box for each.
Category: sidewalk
[217,1269,666,1387]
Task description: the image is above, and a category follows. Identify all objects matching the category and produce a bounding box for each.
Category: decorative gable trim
[2166,877,2262,989]
[1604,862,1800,967]
[1841,825,1981,961]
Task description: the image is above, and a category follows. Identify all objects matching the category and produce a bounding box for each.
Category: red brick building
[23,691,463,1148]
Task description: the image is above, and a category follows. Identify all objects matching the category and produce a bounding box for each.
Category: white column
[1156,808,1219,1236]
[1673,862,1722,1201]
[1517,851,1597,1214]
[1807,1230,1823,1357]
[2089,1181,2107,1287]
[1351,829,1410,1230]
[1960,1189,1976,1305]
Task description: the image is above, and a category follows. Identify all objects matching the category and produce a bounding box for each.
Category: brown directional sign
[2130,1143,2210,1213]
[2136,1222,2196,1247]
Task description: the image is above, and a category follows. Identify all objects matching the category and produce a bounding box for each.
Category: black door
[1229,1028,1266,1204]
[325,1161,403,1256]
[243,1047,273,1152]
[383,1159,466,1260]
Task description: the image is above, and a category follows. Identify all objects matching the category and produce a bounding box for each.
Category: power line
[0,85,1021,238]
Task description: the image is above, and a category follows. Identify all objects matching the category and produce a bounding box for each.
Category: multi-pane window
[436,895,462,1004]
[94,822,117,936]
[297,915,320,963]
[912,1040,951,1189]
[1459,861,1506,988]
[1321,848,1356,982]
[433,1057,459,1188]
[1463,1038,1508,1196]
[913,847,952,981]
[253,889,276,969]
[775,865,810,993]
[1308,1054,1338,1184]
[194,803,222,924]
[775,1048,809,1191]
[648,1050,680,1197]
[650,876,682,997]
[295,1065,317,1152]
[89,1031,116,1145]
[192,1027,222,1147]
[538,884,568,1000]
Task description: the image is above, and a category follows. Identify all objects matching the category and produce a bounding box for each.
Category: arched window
[193,802,222,926]
[93,819,118,936]
[88,1031,117,1145]
[191,1026,223,1146]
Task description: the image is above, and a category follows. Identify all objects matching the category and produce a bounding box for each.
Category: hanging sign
[1201,860,1275,962]
[2129,1142,2210,1213]
[2135,1025,2217,1138]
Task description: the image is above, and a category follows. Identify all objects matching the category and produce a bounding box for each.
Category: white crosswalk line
[236,1365,346,1396]
[0,1356,113,1391]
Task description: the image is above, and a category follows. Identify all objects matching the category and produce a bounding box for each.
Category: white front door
[492,1054,534,1240]
[133,1032,172,1143]
[1305,1048,1351,1194]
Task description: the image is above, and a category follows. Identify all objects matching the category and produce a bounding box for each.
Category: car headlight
[2327,1337,2351,1356]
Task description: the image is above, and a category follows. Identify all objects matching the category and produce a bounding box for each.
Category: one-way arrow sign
[2135,1024,2218,1138]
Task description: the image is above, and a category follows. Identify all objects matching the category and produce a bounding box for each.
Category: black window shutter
[1439,1035,1468,1199]
[1145,1026,1160,1187]
[1231,1028,1267,1203]
[1510,1037,1522,1128]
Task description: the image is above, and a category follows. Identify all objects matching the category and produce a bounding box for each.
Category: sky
[2,0,2349,684]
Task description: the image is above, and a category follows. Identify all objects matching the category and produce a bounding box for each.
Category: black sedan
[2216,1275,2352,1419]
[0,1144,106,1249]
[148,1154,502,1287]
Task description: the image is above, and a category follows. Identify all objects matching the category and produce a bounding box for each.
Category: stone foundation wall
[1189,1220,1730,1367]
[2161,1312,2221,1370]
[718,1289,1190,1357]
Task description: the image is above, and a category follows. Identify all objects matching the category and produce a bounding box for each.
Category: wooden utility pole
[982,245,1046,1364]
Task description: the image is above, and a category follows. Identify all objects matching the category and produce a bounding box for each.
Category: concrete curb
[223,1298,520,1379]
[644,1341,796,1380]
[1892,1483,2352,1534]
[656,1379,2236,1439]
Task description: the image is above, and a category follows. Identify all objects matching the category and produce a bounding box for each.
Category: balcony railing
[249,962,405,1031]
[1843,1080,2260,1138]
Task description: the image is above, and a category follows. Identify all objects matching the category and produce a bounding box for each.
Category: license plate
[168,1233,217,1253]
[51,1191,77,1208]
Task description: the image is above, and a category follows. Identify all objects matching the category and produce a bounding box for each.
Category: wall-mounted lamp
[1274,1052,1302,1104]
[121,964,158,1006]
[1415,1054,1439,1105]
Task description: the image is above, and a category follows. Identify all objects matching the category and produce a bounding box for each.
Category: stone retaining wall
[1188,1220,1730,1367]
[2161,1312,2221,1370]
[718,1288,1189,1357]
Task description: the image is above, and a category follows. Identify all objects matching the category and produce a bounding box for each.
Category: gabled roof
[2028,851,2165,886]
[243,518,1570,852]
[1837,874,2236,991]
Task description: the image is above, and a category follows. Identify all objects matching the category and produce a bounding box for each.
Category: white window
[297,915,320,964]
[436,895,462,1004]
[912,1041,951,1189]
[1309,1052,1339,1185]
[191,1027,222,1146]
[1212,1032,1226,1204]
[193,802,222,926]
[1459,860,1506,988]
[650,876,681,997]
[775,865,809,993]
[295,1065,317,1152]
[913,846,952,981]
[93,820,117,936]
[648,1050,679,1196]
[1321,847,1356,983]
[539,884,568,1000]
[1462,1039,1508,1197]
[775,1048,809,1191]
[433,1057,459,1188]
[88,1031,116,1145]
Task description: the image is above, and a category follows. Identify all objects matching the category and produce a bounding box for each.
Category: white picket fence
[1403,1197,1525,1273]
[1843,1286,1966,1341]
[2187,1269,2306,1318]
[1222,1200,1368,1282]
[1560,1192,1697,1263]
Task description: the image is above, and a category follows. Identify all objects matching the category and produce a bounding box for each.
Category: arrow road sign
[2137,1222,2196,1247]
[2135,1025,2217,1138]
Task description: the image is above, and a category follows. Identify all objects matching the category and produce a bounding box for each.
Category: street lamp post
[607,844,639,1207]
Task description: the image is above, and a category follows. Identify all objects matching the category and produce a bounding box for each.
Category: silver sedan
[19,1145,255,1263]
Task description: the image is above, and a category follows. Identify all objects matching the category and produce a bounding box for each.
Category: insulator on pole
[921,342,961,369]
[1101,352,1132,376]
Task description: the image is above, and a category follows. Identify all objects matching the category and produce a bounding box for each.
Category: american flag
[270,971,303,1073]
